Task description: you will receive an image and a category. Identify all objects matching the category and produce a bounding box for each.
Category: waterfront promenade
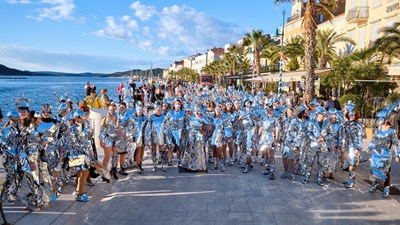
[1,139,400,225]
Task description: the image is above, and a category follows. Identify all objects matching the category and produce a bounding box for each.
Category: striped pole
[278,9,286,96]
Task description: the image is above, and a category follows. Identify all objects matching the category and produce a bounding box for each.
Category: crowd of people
[1,80,399,211]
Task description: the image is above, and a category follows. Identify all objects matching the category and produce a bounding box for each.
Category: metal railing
[346,6,369,22]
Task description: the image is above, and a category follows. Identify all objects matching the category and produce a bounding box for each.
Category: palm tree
[316,28,355,69]
[348,47,376,65]
[275,0,340,100]
[243,29,272,76]
[373,22,400,64]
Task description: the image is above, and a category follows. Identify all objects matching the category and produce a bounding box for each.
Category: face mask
[109,111,116,116]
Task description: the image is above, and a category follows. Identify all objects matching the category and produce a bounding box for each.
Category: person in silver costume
[36,104,61,195]
[302,106,325,185]
[238,100,257,173]
[280,104,303,181]
[259,100,281,180]
[66,110,92,202]
[115,102,129,176]
[210,105,232,172]
[55,103,72,188]
[367,103,400,198]
[180,104,209,172]
[221,101,235,166]
[164,99,187,166]
[318,108,342,185]
[232,100,243,164]
[342,101,364,188]
[145,102,168,172]
[99,103,120,181]
[130,102,148,173]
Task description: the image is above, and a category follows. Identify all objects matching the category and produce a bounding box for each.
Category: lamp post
[277,9,286,96]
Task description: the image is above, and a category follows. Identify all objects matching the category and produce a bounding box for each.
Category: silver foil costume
[180,108,209,171]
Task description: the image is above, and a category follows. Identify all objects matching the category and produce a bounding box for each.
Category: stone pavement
[2,140,400,225]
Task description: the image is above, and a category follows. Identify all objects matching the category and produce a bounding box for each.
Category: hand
[396,158,400,163]
[354,149,360,156]
[29,163,37,171]
[100,141,105,148]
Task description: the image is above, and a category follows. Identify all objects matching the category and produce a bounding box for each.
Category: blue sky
[0,0,291,73]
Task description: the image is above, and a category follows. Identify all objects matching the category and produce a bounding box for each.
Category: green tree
[316,28,355,69]
[275,0,341,100]
[373,22,400,63]
[243,29,273,76]
[173,68,199,83]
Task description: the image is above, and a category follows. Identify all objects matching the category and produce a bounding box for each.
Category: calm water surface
[0,75,140,114]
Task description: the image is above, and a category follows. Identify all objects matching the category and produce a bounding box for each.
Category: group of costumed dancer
[1,84,400,210]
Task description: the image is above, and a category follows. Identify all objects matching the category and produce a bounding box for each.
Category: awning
[388,63,400,76]
[244,69,331,82]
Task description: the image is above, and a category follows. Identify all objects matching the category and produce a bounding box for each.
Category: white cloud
[158,46,188,57]
[0,44,165,73]
[138,40,152,50]
[34,0,76,21]
[129,1,156,21]
[95,16,138,41]
[6,0,32,4]
[158,5,243,53]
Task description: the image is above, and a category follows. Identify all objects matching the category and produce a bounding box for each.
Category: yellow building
[283,0,399,58]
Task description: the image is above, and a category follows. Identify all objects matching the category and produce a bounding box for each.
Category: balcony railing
[346,6,369,23]
[287,13,302,23]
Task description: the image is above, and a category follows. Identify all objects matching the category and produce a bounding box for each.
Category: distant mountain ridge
[0,64,32,75]
[0,64,164,78]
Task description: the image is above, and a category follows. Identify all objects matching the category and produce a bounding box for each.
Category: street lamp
[277,9,286,96]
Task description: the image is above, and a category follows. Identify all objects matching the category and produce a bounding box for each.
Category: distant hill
[0,64,164,78]
[0,64,32,75]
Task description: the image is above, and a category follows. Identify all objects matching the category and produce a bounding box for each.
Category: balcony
[346,6,369,24]
[287,13,302,23]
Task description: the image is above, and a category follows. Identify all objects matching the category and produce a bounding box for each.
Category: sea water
[0,75,142,114]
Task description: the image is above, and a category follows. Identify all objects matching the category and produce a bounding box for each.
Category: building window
[373,0,381,7]
[371,23,380,42]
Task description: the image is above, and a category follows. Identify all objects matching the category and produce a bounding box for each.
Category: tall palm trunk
[304,0,317,101]
[255,49,261,76]
[319,55,328,69]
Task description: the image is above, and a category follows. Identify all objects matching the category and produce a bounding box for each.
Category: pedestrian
[324,93,341,110]
[84,90,104,109]
[101,88,112,109]
[117,82,124,103]
[84,82,91,96]
[368,103,400,198]
[342,101,364,188]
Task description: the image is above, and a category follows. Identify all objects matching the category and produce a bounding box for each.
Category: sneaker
[220,164,226,172]
[76,193,90,202]
[152,165,157,171]
[369,182,379,193]
[243,164,250,173]
[302,176,310,185]
[288,173,296,181]
[382,186,390,198]
[86,181,95,186]
[280,172,288,178]
[269,173,275,180]
[345,179,354,188]
[226,159,234,166]
[168,160,173,166]
[119,168,128,176]
[316,178,324,186]
[162,165,167,172]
